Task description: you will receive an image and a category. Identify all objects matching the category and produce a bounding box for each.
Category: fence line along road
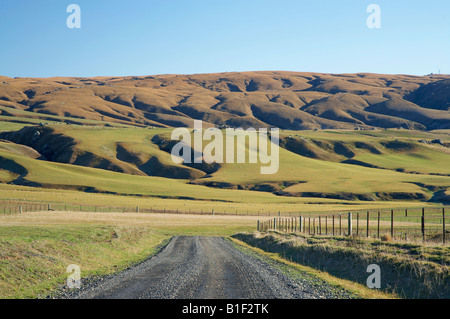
[0,202,279,216]
[258,207,449,245]
[1,202,448,244]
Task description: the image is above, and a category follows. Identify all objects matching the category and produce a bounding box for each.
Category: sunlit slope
[1,72,450,130]
[282,129,450,176]
[0,145,301,204]
[0,123,449,203]
[56,125,206,179]
[156,128,450,200]
[192,137,449,198]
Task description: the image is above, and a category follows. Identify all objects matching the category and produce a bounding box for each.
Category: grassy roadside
[1,210,448,299]
[232,232,449,299]
[0,211,260,299]
[228,237,397,299]
[0,224,171,298]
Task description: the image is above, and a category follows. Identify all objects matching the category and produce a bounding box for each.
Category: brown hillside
[1,71,449,130]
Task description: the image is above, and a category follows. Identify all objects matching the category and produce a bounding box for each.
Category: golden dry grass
[1,71,449,130]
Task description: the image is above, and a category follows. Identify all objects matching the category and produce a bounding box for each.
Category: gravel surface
[53,236,355,299]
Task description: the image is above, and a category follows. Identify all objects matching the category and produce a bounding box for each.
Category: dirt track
[66,236,353,299]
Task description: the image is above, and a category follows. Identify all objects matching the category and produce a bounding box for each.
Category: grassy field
[0,183,441,217]
[0,120,449,299]
[0,211,260,298]
[0,210,405,299]
[0,122,449,207]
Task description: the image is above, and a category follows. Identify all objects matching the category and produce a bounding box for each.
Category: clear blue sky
[0,0,449,77]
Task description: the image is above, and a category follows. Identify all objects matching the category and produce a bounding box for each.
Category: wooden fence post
[299,216,302,233]
[367,211,370,238]
[391,210,394,238]
[377,211,380,239]
[348,212,352,236]
[356,213,359,236]
[332,215,335,236]
[422,208,425,242]
[443,208,446,245]
[257,220,260,231]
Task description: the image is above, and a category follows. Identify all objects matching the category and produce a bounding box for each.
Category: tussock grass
[233,232,450,299]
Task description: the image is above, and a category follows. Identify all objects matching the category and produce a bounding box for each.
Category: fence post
[339,215,342,235]
[422,208,425,242]
[366,211,370,238]
[443,208,446,245]
[257,220,260,231]
[356,213,359,236]
[136,206,139,213]
[377,211,380,239]
[332,215,335,236]
[299,216,302,233]
[19,205,22,214]
[348,212,352,236]
[391,210,394,238]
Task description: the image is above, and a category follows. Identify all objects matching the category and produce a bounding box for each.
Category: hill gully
[170,120,280,175]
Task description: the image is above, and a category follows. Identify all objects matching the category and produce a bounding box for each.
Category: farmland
[0,71,449,300]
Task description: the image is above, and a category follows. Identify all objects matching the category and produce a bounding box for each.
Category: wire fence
[1,201,448,244]
[258,207,449,245]
[0,202,273,216]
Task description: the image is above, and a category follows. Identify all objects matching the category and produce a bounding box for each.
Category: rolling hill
[1,71,450,130]
[0,123,449,205]
[0,71,449,208]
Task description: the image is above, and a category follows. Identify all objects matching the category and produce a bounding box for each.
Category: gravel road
[60,236,354,299]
